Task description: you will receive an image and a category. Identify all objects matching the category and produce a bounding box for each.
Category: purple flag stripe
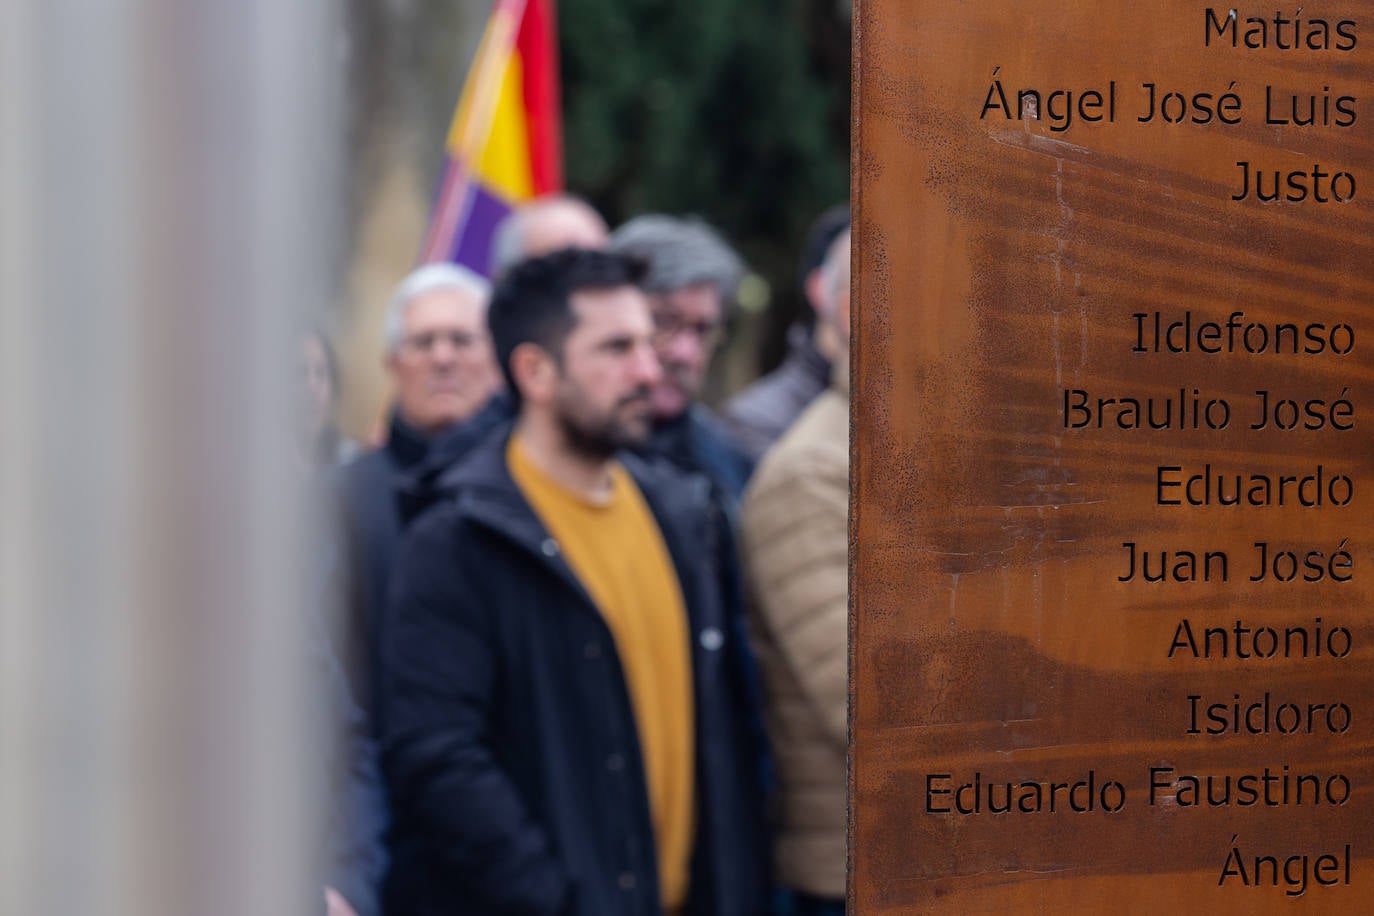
[451,182,515,277]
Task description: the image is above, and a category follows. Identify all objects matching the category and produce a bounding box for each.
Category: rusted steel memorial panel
[850,2,1374,911]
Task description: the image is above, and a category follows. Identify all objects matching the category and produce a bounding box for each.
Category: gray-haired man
[608,214,754,500]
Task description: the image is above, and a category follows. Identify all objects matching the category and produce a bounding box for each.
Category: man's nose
[636,344,664,386]
[428,335,461,365]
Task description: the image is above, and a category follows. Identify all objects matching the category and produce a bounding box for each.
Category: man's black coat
[379,428,767,916]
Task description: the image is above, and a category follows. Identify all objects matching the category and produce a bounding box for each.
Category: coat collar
[384,410,437,470]
[444,423,710,608]
[445,425,549,549]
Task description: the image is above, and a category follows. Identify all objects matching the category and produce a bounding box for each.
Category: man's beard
[554,387,653,461]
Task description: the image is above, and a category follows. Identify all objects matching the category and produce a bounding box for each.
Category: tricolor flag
[418,0,563,273]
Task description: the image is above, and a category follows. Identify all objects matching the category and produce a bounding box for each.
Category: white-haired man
[379,263,502,437]
[340,263,501,706]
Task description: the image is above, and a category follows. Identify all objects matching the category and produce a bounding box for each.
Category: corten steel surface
[850,1,1374,912]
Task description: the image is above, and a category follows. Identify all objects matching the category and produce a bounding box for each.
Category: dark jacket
[379,428,768,916]
[643,405,755,510]
[638,403,776,880]
[307,473,387,916]
[339,403,509,711]
[338,412,439,697]
[398,392,515,527]
[720,325,831,463]
[313,606,388,916]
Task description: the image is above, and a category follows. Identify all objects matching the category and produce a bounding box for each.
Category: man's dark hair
[488,247,647,404]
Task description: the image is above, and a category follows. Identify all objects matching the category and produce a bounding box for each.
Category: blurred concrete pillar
[0,2,340,914]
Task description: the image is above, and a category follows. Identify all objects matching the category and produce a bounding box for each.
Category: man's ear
[807,266,832,319]
[510,342,556,404]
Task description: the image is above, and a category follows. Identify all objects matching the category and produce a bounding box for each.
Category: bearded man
[378,248,766,916]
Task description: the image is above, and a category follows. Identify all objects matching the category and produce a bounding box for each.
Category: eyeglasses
[651,312,723,348]
[401,330,484,353]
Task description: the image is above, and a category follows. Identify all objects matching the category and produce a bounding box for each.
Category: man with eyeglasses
[607,215,755,502]
[339,264,503,712]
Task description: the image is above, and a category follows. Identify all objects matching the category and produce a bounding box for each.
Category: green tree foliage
[560,0,850,369]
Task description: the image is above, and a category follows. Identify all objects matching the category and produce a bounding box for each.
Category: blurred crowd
[300,196,852,916]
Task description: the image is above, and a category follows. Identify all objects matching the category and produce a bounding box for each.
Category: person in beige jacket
[740,229,850,915]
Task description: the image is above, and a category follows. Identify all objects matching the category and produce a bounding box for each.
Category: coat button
[584,641,601,660]
[606,753,625,772]
[699,626,725,651]
[618,872,636,891]
[541,538,559,557]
